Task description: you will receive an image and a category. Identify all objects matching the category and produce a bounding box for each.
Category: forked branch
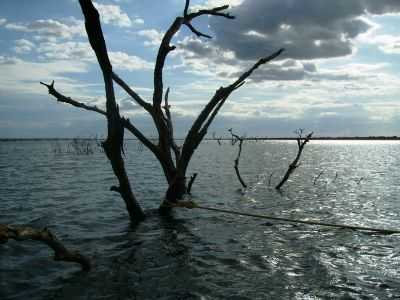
[179,48,284,174]
[0,224,90,271]
[276,129,313,190]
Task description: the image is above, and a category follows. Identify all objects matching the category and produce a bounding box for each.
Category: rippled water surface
[1,140,400,299]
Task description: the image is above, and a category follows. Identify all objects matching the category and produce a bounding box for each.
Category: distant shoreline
[1,137,400,141]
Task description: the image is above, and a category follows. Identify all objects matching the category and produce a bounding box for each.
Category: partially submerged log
[0,224,90,271]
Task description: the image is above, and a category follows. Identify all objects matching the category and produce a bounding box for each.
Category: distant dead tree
[229,128,247,189]
[212,132,222,145]
[41,0,283,221]
[0,224,90,271]
[333,172,338,182]
[313,170,325,185]
[275,129,313,190]
[268,171,275,186]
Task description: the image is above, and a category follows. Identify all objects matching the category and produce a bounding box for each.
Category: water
[1,140,400,299]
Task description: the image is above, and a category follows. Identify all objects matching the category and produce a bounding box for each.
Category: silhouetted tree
[41,0,283,221]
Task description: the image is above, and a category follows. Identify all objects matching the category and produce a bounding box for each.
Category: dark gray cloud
[208,0,400,60]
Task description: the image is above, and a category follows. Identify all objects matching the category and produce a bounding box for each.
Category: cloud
[208,0,400,61]
[37,41,94,61]
[35,40,152,71]
[137,29,164,47]
[0,18,6,26]
[108,51,153,71]
[359,33,400,54]
[0,55,89,95]
[13,39,35,54]
[5,18,85,40]
[93,2,143,27]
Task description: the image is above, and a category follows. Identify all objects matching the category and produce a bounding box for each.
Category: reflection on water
[1,140,400,299]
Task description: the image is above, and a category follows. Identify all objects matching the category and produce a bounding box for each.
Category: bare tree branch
[0,224,90,271]
[178,48,284,175]
[162,87,181,163]
[40,81,106,116]
[186,5,235,20]
[184,22,212,39]
[183,0,190,17]
[276,129,313,190]
[228,128,247,189]
[112,72,152,112]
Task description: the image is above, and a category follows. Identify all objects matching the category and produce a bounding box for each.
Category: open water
[1,139,400,299]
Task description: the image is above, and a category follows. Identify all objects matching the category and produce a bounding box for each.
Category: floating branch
[276,129,313,190]
[228,128,247,189]
[0,224,90,271]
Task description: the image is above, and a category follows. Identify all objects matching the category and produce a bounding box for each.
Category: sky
[0,0,400,138]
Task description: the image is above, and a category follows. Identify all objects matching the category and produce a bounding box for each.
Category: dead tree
[41,0,283,219]
[0,224,90,271]
[313,170,324,185]
[229,128,247,189]
[212,132,222,145]
[275,129,313,190]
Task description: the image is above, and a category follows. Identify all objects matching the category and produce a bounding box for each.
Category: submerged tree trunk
[78,0,145,221]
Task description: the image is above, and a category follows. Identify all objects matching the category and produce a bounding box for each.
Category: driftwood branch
[0,224,90,271]
[229,128,247,189]
[276,129,313,190]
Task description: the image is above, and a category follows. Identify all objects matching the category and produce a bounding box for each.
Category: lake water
[1,139,400,299]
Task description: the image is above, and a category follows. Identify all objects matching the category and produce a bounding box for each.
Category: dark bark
[42,0,283,214]
[229,129,247,188]
[187,173,198,195]
[276,129,313,190]
[78,0,145,221]
[0,224,90,271]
